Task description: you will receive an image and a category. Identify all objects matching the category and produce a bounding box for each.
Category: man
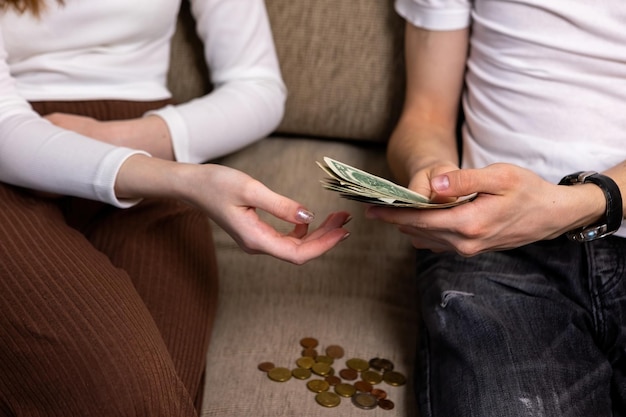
[366,0,626,415]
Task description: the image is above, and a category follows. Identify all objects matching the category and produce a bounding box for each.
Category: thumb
[431,169,483,198]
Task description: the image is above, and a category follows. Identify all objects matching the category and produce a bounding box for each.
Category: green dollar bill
[322,157,430,204]
[317,157,477,209]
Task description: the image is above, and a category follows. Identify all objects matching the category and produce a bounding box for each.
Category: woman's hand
[44,113,174,160]
[366,163,605,256]
[115,155,351,265]
[45,114,350,264]
[187,163,352,264]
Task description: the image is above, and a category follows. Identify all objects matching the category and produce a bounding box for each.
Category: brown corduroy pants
[0,100,218,417]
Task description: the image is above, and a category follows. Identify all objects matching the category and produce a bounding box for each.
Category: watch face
[568,225,610,242]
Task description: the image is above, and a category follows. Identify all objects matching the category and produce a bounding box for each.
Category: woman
[0,0,351,415]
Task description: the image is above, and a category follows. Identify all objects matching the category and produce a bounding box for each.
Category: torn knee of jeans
[440,290,475,308]
[519,395,547,416]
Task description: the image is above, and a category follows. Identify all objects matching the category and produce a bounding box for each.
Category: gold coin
[361,370,383,385]
[346,358,369,372]
[300,337,319,349]
[315,355,334,365]
[257,362,275,372]
[315,391,341,408]
[292,367,312,380]
[307,379,330,393]
[325,345,345,359]
[334,383,357,398]
[383,371,407,386]
[296,356,316,369]
[311,362,332,376]
[267,367,292,382]
[352,392,378,410]
[369,357,394,372]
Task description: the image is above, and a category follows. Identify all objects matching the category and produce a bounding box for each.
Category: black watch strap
[558,171,623,242]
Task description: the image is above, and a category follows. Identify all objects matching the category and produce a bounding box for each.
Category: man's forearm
[387,117,460,186]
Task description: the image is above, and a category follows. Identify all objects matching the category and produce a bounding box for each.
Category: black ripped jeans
[414,235,626,417]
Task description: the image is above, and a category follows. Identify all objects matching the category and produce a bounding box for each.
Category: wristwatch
[558,171,623,242]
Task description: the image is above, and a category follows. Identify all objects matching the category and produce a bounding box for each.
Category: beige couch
[169,1,420,415]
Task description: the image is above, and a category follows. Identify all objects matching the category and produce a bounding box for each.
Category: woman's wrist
[114,154,190,200]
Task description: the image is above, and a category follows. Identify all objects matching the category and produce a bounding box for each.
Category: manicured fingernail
[432,175,450,192]
[296,208,315,224]
[343,215,353,225]
[340,232,351,241]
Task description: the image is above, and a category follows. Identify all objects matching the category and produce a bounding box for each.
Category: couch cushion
[202,137,419,416]
[266,0,406,143]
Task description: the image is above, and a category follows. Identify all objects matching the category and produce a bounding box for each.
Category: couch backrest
[168,0,406,144]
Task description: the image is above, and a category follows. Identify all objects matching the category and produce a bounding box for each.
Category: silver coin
[352,392,378,410]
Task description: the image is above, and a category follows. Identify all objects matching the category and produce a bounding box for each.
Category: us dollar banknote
[317,157,475,208]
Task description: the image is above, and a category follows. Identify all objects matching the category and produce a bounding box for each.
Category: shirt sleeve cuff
[395,0,471,30]
[145,105,191,163]
[94,148,151,208]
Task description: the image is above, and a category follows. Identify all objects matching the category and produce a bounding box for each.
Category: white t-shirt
[396,0,626,235]
[0,0,285,206]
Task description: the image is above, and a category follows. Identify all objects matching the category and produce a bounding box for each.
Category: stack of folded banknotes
[317,157,474,208]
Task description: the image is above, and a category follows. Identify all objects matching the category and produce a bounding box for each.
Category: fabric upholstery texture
[206,139,419,416]
[266,0,406,142]
[168,1,419,416]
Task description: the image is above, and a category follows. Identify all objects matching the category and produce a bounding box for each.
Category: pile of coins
[258,337,406,411]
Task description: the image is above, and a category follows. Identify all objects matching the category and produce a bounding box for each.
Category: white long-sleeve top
[0,0,286,207]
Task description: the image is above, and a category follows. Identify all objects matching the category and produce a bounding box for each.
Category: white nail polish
[296,208,315,224]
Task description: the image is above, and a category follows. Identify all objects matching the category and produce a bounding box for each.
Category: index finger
[365,204,466,232]
[246,180,317,225]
